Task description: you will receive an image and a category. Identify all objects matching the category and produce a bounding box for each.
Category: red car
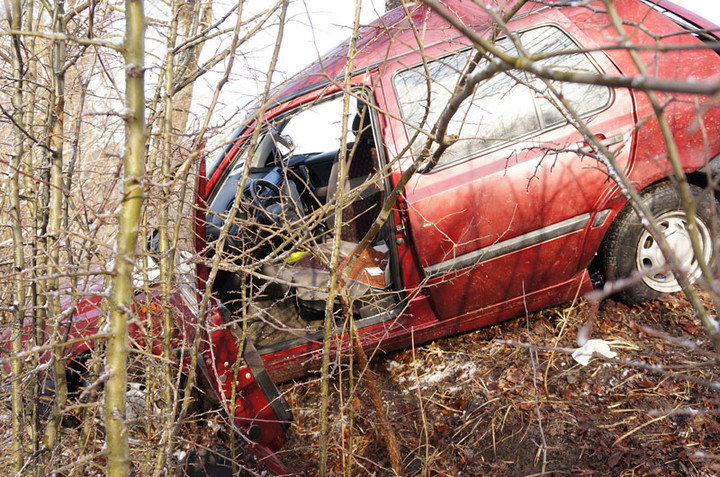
[5,0,720,473]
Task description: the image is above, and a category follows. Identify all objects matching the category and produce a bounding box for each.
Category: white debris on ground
[385,356,478,393]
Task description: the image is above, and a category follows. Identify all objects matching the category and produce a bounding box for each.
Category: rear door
[383,22,635,319]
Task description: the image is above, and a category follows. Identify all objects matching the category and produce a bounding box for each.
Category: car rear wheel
[600,182,716,305]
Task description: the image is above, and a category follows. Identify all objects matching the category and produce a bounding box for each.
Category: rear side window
[393,25,612,167]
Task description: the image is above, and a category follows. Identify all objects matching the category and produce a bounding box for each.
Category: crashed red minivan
[4,0,720,473]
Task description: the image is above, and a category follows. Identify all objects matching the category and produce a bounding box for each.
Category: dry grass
[279,293,720,476]
[1,293,718,476]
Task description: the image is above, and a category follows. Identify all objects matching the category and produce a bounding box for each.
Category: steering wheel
[249,178,281,202]
[247,177,298,227]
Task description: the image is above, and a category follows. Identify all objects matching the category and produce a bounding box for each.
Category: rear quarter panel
[565,0,720,187]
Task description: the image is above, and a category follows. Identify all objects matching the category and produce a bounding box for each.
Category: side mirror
[271,128,295,157]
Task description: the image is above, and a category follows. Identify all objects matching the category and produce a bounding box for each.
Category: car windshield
[207,93,362,229]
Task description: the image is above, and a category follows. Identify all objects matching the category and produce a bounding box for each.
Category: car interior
[205,93,401,350]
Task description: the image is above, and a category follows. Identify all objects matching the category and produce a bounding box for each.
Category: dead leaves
[268,293,720,475]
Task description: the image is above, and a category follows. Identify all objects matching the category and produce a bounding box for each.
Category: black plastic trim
[242,338,293,430]
[697,153,720,179]
[424,213,590,276]
[593,209,612,227]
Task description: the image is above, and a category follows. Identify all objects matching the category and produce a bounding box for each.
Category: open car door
[199,305,293,474]
[194,129,293,474]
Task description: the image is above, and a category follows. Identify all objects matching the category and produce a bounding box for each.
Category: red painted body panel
[197,308,289,473]
[0,285,196,376]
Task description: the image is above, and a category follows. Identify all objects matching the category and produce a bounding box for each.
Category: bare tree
[103,0,148,475]
[8,0,27,472]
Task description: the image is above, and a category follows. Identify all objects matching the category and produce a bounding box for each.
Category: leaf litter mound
[276,293,720,476]
[5,293,718,476]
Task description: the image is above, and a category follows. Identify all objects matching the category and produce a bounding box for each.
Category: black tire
[600,182,716,305]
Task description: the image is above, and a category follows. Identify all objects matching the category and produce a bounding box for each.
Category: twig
[522,283,547,474]
[350,322,405,476]
[612,410,675,446]
[410,328,431,472]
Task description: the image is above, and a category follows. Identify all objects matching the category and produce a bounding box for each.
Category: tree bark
[319,1,363,474]
[40,2,70,467]
[8,0,26,472]
[105,0,146,474]
[170,0,212,168]
[153,0,180,472]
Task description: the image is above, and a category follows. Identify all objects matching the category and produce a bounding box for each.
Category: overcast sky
[194,0,720,135]
[673,0,720,25]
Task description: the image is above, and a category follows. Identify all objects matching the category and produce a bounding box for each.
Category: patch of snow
[405,361,477,392]
[385,359,402,372]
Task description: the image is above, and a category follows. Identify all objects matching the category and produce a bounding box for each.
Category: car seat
[272,105,390,311]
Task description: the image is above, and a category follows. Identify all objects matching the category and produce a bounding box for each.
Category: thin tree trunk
[105,0,146,473]
[350,324,404,475]
[153,0,180,472]
[68,45,99,477]
[40,2,70,468]
[9,0,26,471]
[33,22,53,476]
[319,1,362,473]
[170,0,212,148]
[20,2,42,468]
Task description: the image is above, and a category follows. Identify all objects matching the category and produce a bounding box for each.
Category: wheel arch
[591,177,717,303]
[590,153,720,286]
[686,152,720,203]
[65,349,94,393]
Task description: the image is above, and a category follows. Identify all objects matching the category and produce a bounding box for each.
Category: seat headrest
[352,107,373,144]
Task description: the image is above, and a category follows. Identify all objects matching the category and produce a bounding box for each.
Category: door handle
[578,133,625,155]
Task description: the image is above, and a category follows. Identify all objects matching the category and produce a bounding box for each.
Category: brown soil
[4,294,718,476]
[272,293,720,476]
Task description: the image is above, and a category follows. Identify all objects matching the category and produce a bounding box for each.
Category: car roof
[644,0,720,33]
[271,0,521,103]
[268,0,719,106]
